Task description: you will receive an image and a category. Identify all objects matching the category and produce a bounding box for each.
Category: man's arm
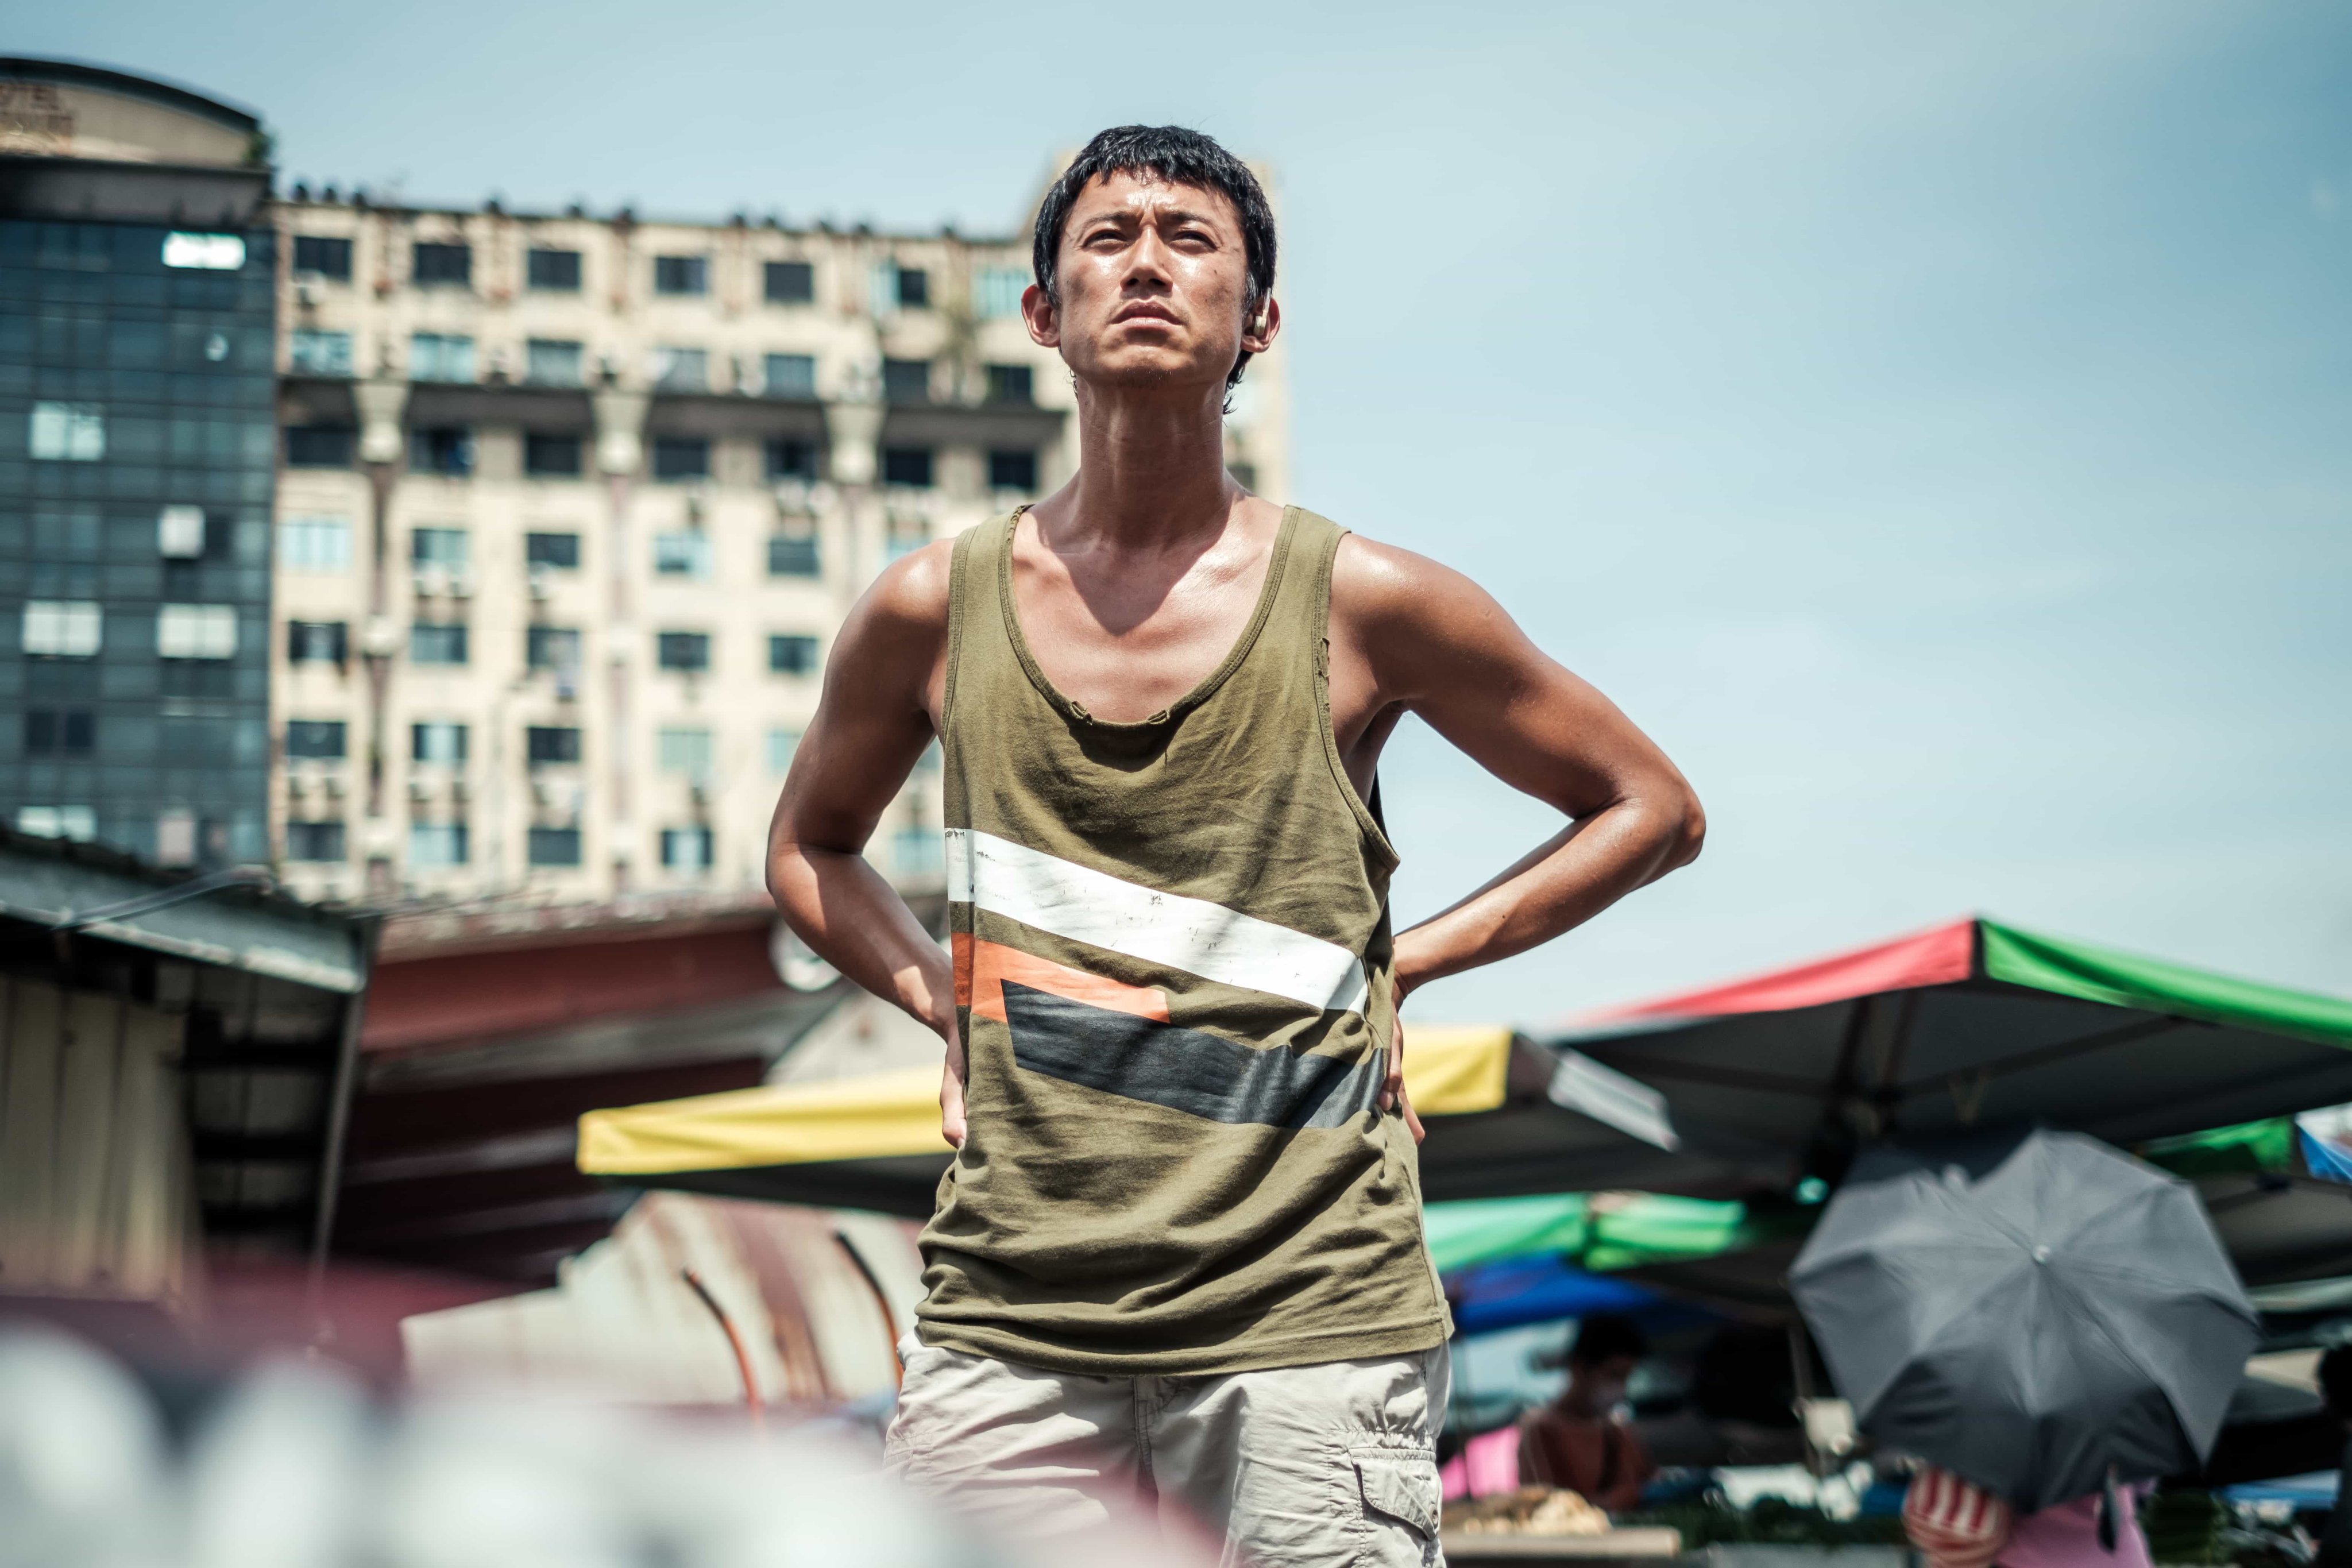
[766,540,970,1143]
[1333,536,1705,1003]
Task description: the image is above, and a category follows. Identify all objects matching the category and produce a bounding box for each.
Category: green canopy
[1423,1191,1793,1277]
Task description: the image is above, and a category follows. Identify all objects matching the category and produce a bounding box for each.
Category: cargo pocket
[1350,1445,1441,1551]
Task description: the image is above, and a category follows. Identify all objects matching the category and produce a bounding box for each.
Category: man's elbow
[1660,782,1706,872]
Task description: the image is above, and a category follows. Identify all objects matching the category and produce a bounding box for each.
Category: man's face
[1025,169,1276,393]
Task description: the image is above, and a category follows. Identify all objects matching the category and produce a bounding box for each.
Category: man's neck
[1055,376,1235,550]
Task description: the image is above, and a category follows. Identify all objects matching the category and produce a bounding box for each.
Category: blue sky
[27,1,2351,1024]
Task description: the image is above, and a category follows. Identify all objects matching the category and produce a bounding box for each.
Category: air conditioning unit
[689,779,712,806]
[528,566,553,600]
[407,779,431,803]
[447,569,473,599]
[554,668,578,702]
[415,564,447,598]
[323,773,346,799]
[450,777,470,803]
[294,278,319,307]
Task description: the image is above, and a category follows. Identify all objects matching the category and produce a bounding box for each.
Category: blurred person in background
[1519,1314,1656,1511]
[2315,1345,2352,1566]
[768,123,1702,1564]
[1905,1467,2153,1568]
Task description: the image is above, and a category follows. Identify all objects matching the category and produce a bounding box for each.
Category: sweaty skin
[768,168,1704,1148]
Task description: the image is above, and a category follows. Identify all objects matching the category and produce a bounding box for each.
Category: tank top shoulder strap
[944,511,1019,738]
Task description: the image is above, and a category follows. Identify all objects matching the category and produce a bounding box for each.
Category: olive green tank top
[915,505,1451,1376]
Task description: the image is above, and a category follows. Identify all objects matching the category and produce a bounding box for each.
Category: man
[1519,1315,1656,1511]
[768,124,1702,1565]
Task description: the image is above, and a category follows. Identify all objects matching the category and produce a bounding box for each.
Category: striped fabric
[1904,1467,2014,1568]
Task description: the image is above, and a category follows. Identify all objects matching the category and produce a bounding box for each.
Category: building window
[765,439,814,481]
[652,531,713,578]
[410,333,476,383]
[526,532,581,570]
[526,625,581,670]
[895,267,930,309]
[29,402,105,462]
[524,432,584,476]
[163,231,245,270]
[412,721,468,764]
[988,449,1039,492]
[410,622,469,665]
[292,235,353,280]
[408,821,470,867]
[412,242,472,287]
[157,505,208,559]
[528,826,582,866]
[651,437,709,481]
[657,727,713,778]
[975,267,1028,320]
[285,720,347,759]
[654,255,709,295]
[157,605,237,660]
[527,248,582,291]
[984,364,1034,405]
[881,358,931,405]
[652,347,709,392]
[411,527,470,573]
[17,806,98,843]
[410,427,475,477]
[22,600,101,656]
[288,620,348,663]
[285,425,356,468]
[656,631,710,672]
[762,353,816,399]
[767,534,820,577]
[289,330,353,376]
[526,339,584,386]
[764,260,814,304]
[768,634,820,675]
[527,725,582,765]
[24,710,95,758]
[286,821,346,862]
[280,516,351,572]
[881,446,934,488]
[660,827,713,872]
[767,728,801,773]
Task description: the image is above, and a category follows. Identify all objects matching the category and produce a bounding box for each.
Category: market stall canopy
[1548,917,2352,1198]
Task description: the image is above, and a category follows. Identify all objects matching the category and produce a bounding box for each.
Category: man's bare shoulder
[1330,530,1515,644]
[858,536,957,634]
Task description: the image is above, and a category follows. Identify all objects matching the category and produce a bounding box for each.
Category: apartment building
[268,190,1291,906]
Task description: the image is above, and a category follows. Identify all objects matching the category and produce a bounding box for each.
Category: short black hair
[1032,124,1277,393]
[1570,1314,1649,1366]
[2321,1345,2352,1419]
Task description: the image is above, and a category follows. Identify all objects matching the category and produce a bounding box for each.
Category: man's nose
[1122,230,1175,289]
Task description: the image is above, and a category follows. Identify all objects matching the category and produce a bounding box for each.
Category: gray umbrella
[1789,1127,2259,1513]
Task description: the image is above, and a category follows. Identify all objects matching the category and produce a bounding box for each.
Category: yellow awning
[579,1025,1516,1177]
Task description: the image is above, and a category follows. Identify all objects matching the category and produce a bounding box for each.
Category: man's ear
[1022,282,1060,350]
[1243,296,1280,353]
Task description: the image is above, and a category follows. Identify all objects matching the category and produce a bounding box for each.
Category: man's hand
[940,1015,968,1149]
[1377,982,1427,1144]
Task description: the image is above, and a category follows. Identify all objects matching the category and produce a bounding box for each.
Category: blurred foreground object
[1791,1127,2258,1511]
[401,1192,920,1409]
[0,1324,1080,1568]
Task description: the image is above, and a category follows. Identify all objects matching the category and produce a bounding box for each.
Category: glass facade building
[0,64,277,867]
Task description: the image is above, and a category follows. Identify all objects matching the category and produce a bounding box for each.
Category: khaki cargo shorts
[885,1334,1450,1567]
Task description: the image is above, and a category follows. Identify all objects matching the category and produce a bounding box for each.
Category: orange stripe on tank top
[953,933,1172,1025]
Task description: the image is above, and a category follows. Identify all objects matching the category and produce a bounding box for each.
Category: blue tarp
[1445,1251,1716,1337]
[2301,1129,2352,1185]
[2224,1470,2339,1508]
